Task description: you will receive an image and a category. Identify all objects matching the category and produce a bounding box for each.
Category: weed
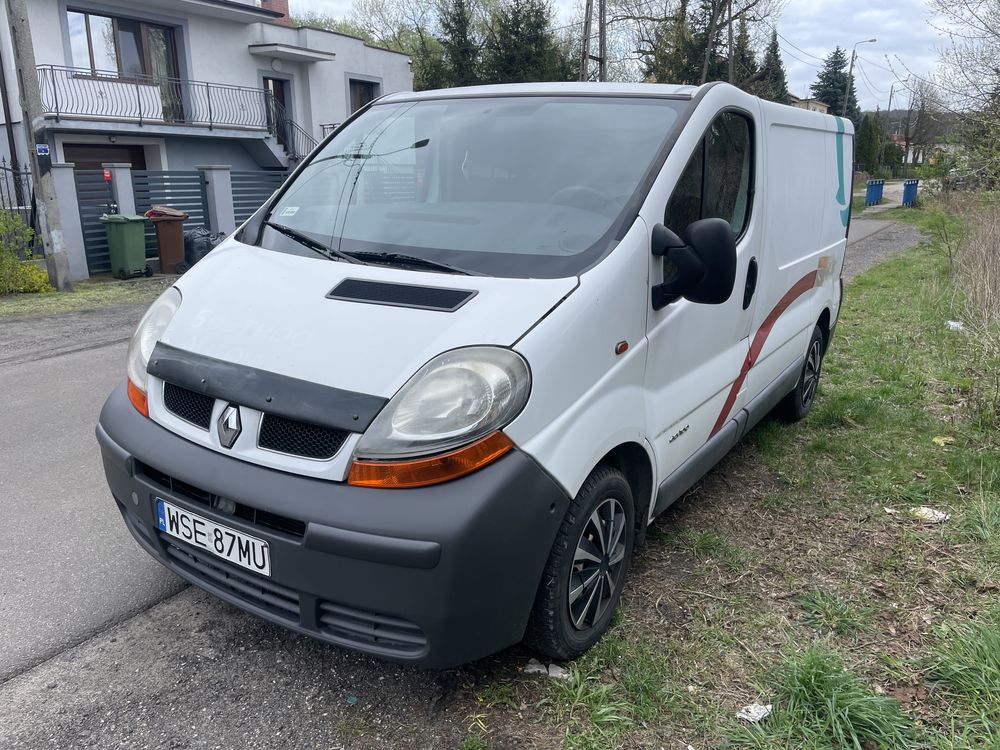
[728,645,913,749]
[799,590,873,635]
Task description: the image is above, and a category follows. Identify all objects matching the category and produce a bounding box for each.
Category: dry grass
[953,198,1000,351]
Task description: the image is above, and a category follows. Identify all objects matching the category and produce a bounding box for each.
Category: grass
[728,646,913,749]
[446,200,1000,749]
[0,275,172,317]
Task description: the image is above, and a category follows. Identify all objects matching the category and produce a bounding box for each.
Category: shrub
[0,211,52,295]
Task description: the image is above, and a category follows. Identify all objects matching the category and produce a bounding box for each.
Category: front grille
[160,533,300,622]
[258,414,348,460]
[318,600,427,655]
[138,461,306,539]
[163,382,214,430]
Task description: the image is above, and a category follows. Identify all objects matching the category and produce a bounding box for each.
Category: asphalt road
[0,332,186,683]
[0,218,923,749]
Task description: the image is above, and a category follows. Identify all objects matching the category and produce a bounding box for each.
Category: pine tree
[690,0,727,82]
[855,113,883,171]
[731,17,757,89]
[810,46,861,125]
[438,0,480,87]
[750,30,789,103]
[480,0,572,83]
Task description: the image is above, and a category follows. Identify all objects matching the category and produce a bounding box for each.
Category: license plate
[156,498,271,577]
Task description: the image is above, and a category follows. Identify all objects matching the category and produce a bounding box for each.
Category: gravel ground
[843,218,925,281]
[0,304,147,366]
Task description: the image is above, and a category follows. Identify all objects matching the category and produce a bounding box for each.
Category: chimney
[258,0,290,25]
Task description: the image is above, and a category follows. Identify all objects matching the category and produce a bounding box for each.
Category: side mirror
[651,218,737,310]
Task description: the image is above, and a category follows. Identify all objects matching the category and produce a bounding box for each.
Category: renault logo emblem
[218,404,242,449]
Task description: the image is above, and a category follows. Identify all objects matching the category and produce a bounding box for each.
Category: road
[0,217,923,749]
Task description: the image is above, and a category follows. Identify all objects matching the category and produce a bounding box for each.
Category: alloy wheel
[568,497,627,630]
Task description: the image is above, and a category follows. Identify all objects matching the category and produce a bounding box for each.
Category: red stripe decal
[708,270,818,438]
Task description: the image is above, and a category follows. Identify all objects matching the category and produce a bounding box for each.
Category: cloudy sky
[289,0,946,110]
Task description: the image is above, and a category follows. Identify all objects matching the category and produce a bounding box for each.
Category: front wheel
[524,466,635,661]
[777,325,825,422]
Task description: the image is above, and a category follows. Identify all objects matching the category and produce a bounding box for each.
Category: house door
[263,77,290,151]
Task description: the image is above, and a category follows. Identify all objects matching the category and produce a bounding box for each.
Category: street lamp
[842,38,877,117]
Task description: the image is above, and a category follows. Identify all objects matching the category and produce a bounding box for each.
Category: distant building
[789,95,830,114]
[0,0,413,171]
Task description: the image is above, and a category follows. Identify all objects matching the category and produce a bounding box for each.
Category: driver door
[644,109,761,484]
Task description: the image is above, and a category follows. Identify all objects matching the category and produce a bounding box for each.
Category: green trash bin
[101,213,151,279]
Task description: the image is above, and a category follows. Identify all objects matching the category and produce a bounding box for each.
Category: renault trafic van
[97,82,853,667]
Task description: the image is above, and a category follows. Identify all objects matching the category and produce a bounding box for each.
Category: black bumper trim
[97,382,571,667]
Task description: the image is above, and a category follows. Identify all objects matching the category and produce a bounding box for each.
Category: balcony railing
[37,65,318,159]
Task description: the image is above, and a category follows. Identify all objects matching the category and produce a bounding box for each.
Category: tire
[524,465,635,661]
[777,325,825,422]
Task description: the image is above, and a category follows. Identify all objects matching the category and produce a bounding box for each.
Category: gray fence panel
[231,170,288,225]
[132,171,209,255]
[75,169,118,275]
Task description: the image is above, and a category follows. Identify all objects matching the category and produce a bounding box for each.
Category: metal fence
[231,170,288,225]
[0,159,38,260]
[37,65,318,160]
[74,169,118,274]
[132,171,209,256]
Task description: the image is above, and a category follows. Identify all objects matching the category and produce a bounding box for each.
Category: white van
[97,82,853,667]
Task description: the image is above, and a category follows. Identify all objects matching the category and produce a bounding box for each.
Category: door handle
[743,257,758,310]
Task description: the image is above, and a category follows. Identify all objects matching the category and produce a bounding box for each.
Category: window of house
[664,112,753,238]
[67,10,178,79]
[349,79,379,113]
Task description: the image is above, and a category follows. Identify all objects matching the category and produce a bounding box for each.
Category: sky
[289,0,947,111]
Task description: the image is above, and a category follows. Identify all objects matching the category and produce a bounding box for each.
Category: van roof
[379,82,701,104]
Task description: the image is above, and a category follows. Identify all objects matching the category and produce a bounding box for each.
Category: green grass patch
[0,276,171,317]
[728,645,913,749]
[798,590,873,636]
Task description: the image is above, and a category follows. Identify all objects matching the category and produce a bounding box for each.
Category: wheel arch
[817,307,832,352]
[595,442,655,546]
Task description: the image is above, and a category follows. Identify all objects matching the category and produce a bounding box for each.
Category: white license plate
[156,498,271,577]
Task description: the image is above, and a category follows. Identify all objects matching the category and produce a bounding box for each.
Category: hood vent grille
[327,279,476,312]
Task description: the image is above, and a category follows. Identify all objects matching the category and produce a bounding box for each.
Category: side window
[664,112,753,237]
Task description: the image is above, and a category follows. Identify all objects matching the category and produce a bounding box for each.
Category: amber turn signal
[348,431,514,488]
[127,378,149,417]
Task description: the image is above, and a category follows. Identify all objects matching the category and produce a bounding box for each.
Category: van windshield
[259,96,687,278]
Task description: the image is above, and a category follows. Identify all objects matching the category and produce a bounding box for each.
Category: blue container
[864,179,885,206]
[902,178,919,207]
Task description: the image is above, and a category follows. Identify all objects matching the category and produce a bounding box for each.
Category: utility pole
[6,0,72,290]
[842,38,876,119]
[579,0,607,82]
[597,0,606,82]
[579,0,593,81]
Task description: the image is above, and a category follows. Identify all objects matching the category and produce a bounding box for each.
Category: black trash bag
[183,226,215,267]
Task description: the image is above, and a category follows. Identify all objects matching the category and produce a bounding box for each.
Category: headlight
[354,347,531,460]
[126,287,181,409]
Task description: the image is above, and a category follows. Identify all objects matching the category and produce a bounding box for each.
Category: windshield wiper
[348,251,473,276]
[264,221,365,265]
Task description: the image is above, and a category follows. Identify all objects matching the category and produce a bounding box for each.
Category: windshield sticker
[279,206,299,217]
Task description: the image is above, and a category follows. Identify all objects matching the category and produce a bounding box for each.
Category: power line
[855,60,886,96]
[773,29,825,62]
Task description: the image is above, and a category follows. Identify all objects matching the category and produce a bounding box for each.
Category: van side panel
[505,219,655,503]
[743,107,851,401]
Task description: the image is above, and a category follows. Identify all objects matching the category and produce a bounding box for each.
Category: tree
[927,0,1000,183]
[810,46,860,125]
[855,113,882,172]
[480,0,574,84]
[731,17,757,88]
[438,0,480,87]
[751,28,788,103]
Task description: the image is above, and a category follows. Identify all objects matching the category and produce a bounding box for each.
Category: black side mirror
[651,218,737,310]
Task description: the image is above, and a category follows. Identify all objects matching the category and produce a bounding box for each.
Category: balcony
[36,65,317,160]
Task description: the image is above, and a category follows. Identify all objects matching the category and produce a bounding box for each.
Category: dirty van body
[97,82,853,667]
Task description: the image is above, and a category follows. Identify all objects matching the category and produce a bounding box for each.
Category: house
[789,95,830,114]
[0,0,413,172]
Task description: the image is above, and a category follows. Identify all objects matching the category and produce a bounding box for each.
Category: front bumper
[97,383,570,667]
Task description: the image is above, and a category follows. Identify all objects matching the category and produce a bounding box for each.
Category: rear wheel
[524,466,635,661]
[778,325,825,422]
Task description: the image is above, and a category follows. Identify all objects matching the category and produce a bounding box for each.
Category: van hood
[161,240,578,398]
